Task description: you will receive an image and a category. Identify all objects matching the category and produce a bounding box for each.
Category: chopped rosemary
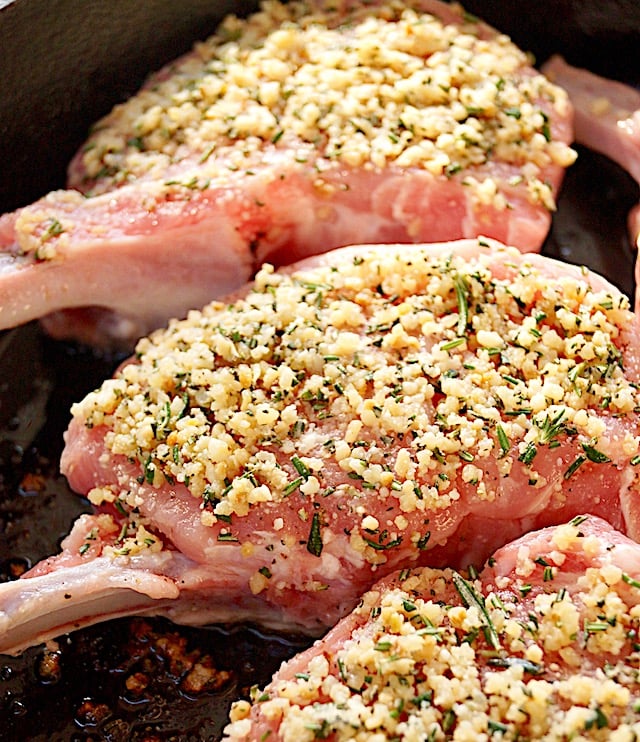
[452,571,500,650]
[441,337,466,352]
[585,621,609,633]
[488,720,509,734]
[217,532,239,542]
[518,442,537,466]
[363,536,403,551]
[564,455,586,479]
[143,457,156,484]
[537,409,564,443]
[292,455,310,478]
[374,640,392,651]
[454,275,470,335]
[569,515,588,527]
[41,217,65,242]
[337,658,347,682]
[306,512,323,556]
[496,424,510,456]
[581,442,611,464]
[585,707,609,731]
[622,572,640,589]
[502,374,520,385]
[284,476,304,495]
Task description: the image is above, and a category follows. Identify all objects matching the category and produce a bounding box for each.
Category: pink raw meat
[0,238,639,655]
[224,515,640,740]
[0,0,575,348]
[542,56,640,258]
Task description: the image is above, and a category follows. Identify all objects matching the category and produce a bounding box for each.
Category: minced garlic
[76,512,163,558]
[73,239,640,564]
[78,0,575,211]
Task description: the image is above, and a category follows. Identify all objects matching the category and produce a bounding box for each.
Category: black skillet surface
[0,0,639,739]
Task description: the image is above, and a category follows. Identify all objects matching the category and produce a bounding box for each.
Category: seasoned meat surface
[542,55,640,257]
[1,238,639,655]
[224,515,640,741]
[0,0,575,347]
[542,55,640,185]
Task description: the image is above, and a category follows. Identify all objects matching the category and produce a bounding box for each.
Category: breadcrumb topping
[224,518,640,740]
[79,0,575,211]
[72,240,640,561]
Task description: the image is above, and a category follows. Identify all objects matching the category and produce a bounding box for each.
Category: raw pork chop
[0,0,576,348]
[542,55,640,253]
[224,515,640,741]
[1,238,639,656]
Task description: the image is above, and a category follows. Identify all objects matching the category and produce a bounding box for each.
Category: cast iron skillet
[0,1,639,739]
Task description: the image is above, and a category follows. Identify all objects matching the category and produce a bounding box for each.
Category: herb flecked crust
[226,518,640,741]
[79,0,574,209]
[74,240,640,563]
